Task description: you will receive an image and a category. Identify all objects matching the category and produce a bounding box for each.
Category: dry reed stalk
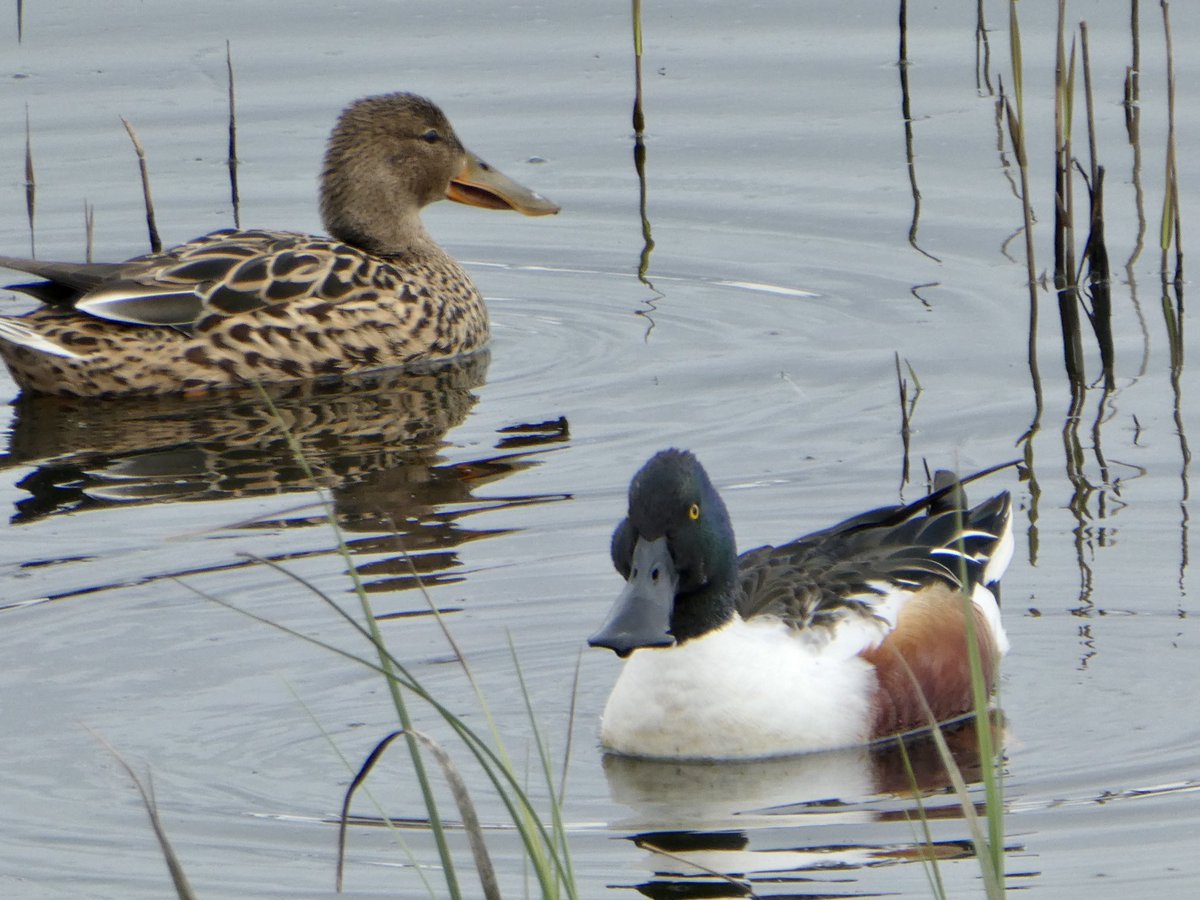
[83,201,95,263]
[24,105,35,257]
[631,0,655,286]
[899,0,940,262]
[1159,1,1183,283]
[226,41,241,229]
[1053,0,1084,387]
[976,0,994,95]
[1080,22,1115,389]
[121,117,162,253]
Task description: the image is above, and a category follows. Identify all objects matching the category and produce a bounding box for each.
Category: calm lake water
[1,1,1196,897]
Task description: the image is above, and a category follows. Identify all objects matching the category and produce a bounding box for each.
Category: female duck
[0,92,558,397]
[589,449,1013,760]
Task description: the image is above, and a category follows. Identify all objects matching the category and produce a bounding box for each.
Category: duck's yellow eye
[688,503,701,520]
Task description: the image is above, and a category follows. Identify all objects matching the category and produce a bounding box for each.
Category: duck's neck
[670,579,738,644]
[329,211,439,260]
[320,159,440,259]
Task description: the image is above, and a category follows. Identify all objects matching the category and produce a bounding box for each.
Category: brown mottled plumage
[0,92,558,397]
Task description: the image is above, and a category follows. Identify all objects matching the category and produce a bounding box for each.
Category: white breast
[598,615,880,760]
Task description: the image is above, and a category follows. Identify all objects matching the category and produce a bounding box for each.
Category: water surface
[0,1,1196,897]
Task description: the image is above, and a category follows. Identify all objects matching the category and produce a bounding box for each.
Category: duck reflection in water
[603,717,1004,896]
[1,351,570,600]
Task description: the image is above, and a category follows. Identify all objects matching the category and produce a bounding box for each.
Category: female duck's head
[320,92,558,255]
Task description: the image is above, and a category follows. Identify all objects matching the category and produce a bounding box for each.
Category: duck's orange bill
[447,151,559,216]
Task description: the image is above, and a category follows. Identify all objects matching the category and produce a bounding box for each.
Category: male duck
[589,449,1014,760]
[0,92,558,397]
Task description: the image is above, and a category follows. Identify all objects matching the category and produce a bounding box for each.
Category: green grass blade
[898,738,947,900]
[337,730,501,900]
[508,633,579,898]
[891,649,1003,897]
[230,386,579,895]
[88,730,197,900]
[254,387,463,898]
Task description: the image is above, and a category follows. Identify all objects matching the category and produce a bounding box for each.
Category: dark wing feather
[2,230,411,329]
[0,256,126,306]
[735,480,1011,631]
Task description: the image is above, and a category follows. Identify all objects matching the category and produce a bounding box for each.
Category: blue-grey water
[0,1,1196,896]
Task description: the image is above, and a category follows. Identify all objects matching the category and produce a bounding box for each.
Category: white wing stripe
[0,319,87,360]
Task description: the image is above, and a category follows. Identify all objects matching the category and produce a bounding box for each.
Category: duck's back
[734,491,1012,634]
[0,229,487,396]
[732,487,1013,738]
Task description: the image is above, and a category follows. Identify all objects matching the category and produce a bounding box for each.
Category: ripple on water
[473,259,956,466]
[1,0,1196,893]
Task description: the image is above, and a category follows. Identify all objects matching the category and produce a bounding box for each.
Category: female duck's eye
[688,503,701,521]
[420,129,441,143]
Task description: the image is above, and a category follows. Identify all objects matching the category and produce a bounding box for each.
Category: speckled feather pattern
[0,230,487,396]
[0,91,557,397]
